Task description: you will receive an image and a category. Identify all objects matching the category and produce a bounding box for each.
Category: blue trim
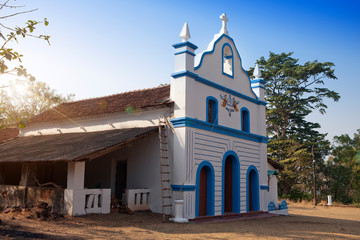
[260,185,269,190]
[172,41,198,50]
[171,185,196,191]
[174,50,196,56]
[193,34,258,98]
[196,161,215,217]
[171,71,267,106]
[246,165,260,212]
[206,96,218,125]
[170,117,268,143]
[222,43,234,78]
[250,79,267,85]
[222,151,240,214]
[251,85,266,90]
[241,107,250,133]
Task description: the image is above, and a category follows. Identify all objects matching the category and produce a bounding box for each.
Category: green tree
[0,80,74,128]
[248,52,340,199]
[327,130,360,203]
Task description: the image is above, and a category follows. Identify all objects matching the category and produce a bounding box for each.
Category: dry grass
[1,202,360,239]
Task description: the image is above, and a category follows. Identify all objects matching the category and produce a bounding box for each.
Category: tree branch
[0,8,38,19]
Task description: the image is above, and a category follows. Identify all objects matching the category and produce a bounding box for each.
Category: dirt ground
[1,202,360,240]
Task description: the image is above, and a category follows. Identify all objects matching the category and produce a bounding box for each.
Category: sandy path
[1,202,359,239]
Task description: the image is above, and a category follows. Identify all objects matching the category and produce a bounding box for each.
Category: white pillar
[65,161,86,216]
[67,161,85,190]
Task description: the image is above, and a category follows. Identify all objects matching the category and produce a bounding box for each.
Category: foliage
[0,0,50,81]
[248,52,339,200]
[0,80,74,128]
[326,130,360,203]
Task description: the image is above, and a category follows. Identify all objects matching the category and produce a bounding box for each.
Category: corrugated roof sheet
[29,85,171,124]
[0,127,157,163]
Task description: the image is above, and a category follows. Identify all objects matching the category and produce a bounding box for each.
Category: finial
[220,13,229,35]
[253,64,262,79]
[179,22,191,42]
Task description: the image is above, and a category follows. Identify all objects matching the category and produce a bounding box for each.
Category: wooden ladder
[159,118,173,222]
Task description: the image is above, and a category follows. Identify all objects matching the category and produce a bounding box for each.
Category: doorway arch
[196,161,215,217]
[247,165,259,212]
[222,151,240,214]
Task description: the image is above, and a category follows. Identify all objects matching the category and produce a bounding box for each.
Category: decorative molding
[171,185,197,191]
[170,117,268,143]
[171,70,267,106]
[172,41,198,50]
[174,50,196,56]
[250,79,267,85]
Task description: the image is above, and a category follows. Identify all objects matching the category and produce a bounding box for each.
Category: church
[0,14,283,220]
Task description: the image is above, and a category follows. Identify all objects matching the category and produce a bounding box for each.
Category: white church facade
[0,14,282,220]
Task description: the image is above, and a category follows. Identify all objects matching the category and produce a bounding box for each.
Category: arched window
[241,107,250,132]
[207,97,218,124]
[222,43,233,77]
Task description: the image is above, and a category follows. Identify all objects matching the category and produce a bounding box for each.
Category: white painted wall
[172,127,265,219]
[126,132,163,214]
[268,163,279,208]
[21,107,172,136]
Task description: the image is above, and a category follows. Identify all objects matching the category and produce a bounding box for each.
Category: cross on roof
[220,13,229,35]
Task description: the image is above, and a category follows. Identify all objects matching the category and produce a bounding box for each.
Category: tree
[0,80,74,128]
[327,130,360,203]
[248,52,340,199]
[0,0,50,81]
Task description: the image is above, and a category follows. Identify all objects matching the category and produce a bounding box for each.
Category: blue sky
[4,0,360,141]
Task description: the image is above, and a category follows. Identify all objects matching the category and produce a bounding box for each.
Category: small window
[222,44,233,77]
[207,97,218,124]
[241,108,250,132]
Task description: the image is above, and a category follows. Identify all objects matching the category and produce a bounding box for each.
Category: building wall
[127,131,164,214]
[173,128,267,219]
[268,163,279,208]
[21,108,172,136]
[171,29,267,219]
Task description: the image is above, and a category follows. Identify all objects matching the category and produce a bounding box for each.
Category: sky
[2,0,359,141]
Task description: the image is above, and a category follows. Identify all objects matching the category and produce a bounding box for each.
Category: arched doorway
[222,151,240,214]
[247,166,259,212]
[196,161,214,217]
[224,156,233,212]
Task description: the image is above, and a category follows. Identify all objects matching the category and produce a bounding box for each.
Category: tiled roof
[0,128,19,143]
[0,127,158,163]
[30,85,171,124]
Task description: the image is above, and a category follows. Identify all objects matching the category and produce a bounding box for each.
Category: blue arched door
[247,166,259,212]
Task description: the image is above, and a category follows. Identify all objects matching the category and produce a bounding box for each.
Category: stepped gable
[30,85,171,124]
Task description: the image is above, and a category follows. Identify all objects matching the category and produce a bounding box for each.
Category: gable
[194,34,257,99]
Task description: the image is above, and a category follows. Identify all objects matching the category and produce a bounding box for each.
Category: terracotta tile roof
[0,127,158,163]
[0,128,19,143]
[30,85,171,124]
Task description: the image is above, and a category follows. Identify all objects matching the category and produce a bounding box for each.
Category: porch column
[67,161,85,190]
[65,161,86,216]
[20,163,37,186]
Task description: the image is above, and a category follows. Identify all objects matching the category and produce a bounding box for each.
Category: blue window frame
[206,96,218,124]
[241,107,250,132]
[222,43,234,78]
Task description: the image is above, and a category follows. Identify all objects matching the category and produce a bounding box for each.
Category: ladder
[159,118,173,222]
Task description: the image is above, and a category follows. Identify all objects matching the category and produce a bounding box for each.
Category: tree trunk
[345,170,359,203]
